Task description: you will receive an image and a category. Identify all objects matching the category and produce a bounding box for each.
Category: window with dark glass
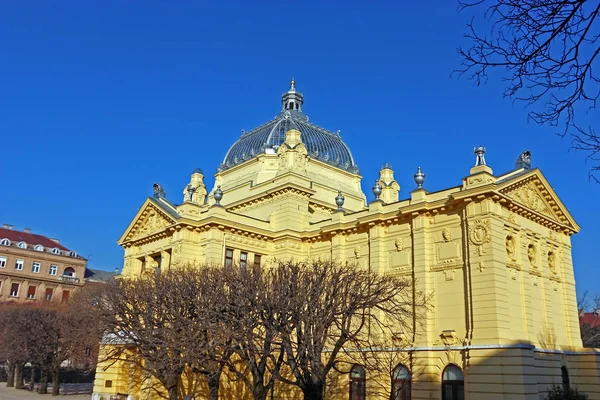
[392,364,411,400]
[349,364,366,400]
[225,248,234,268]
[240,252,248,272]
[561,366,570,391]
[62,290,70,303]
[10,283,20,297]
[253,254,262,273]
[45,288,53,301]
[27,285,36,299]
[442,364,464,400]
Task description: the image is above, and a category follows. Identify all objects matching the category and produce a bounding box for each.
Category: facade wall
[93,130,600,399]
[0,241,85,303]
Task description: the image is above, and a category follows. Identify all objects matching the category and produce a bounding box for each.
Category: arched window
[442,364,464,400]
[392,364,411,400]
[68,251,77,257]
[18,241,27,249]
[1,238,11,246]
[34,244,44,252]
[63,267,76,277]
[52,248,61,255]
[561,366,570,391]
[350,364,366,400]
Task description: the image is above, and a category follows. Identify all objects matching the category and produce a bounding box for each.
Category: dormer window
[34,244,44,252]
[18,241,27,249]
[52,248,61,255]
[0,238,10,246]
[69,251,77,257]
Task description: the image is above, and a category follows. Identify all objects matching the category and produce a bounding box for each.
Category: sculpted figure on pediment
[129,208,171,240]
[507,181,555,219]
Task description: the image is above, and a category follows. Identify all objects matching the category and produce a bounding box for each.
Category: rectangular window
[15,259,24,270]
[10,283,20,297]
[49,265,58,276]
[253,254,262,272]
[45,288,54,301]
[224,248,233,269]
[240,252,248,272]
[0,256,6,268]
[62,290,70,303]
[27,285,36,299]
[32,262,41,273]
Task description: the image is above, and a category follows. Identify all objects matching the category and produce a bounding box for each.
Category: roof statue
[516,150,531,170]
[220,80,359,174]
[153,182,166,199]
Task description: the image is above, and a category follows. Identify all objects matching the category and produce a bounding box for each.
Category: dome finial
[282,78,303,112]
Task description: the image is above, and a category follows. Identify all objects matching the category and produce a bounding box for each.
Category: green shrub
[546,385,588,400]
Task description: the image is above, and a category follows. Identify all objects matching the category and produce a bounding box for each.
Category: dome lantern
[281,77,304,112]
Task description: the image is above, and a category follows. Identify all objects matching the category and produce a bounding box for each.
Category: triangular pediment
[497,169,579,233]
[120,198,178,244]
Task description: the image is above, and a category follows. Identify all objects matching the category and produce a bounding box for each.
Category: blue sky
[0,2,598,297]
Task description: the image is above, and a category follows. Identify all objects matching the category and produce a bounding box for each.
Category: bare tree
[269,260,424,400]
[219,265,288,400]
[96,266,236,400]
[457,0,600,181]
[579,291,600,348]
[0,303,29,388]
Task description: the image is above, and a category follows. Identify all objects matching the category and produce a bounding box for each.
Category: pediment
[120,199,177,243]
[498,170,579,233]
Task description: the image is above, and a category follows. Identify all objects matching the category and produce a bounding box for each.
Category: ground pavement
[0,384,91,400]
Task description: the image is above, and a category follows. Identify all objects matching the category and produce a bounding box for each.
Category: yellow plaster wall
[96,133,599,399]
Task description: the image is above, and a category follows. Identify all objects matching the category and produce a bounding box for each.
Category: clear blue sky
[1,2,598,297]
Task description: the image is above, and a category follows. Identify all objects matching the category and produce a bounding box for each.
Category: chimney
[2,224,13,230]
[50,238,60,244]
[24,228,31,233]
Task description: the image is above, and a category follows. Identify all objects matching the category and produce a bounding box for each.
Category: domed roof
[220,81,359,174]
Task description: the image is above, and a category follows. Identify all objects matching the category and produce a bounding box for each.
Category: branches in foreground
[95,260,424,400]
[457,0,600,181]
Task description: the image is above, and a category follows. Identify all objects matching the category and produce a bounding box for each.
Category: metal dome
[220,82,359,174]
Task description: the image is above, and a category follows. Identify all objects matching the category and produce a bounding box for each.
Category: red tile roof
[0,227,71,251]
[580,312,600,328]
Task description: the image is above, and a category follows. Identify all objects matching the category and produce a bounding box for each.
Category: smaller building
[0,225,86,303]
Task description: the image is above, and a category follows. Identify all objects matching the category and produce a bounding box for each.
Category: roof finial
[290,77,296,90]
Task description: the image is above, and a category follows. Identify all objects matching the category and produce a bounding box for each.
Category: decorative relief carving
[227,234,268,249]
[469,219,491,255]
[548,250,556,274]
[433,330,465,347]
[128,207,172,241]
[273,240,301,250]
[510,181,554,218]
[528,242,537,268]
[505,235,517,262]
[442,228,452,242]
[394,238,403,252]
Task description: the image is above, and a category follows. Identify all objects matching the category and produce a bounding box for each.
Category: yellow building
[93,81,600,400]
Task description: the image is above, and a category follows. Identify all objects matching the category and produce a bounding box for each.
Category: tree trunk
[165,373,181,400]
[207,371,221,400]
[6,361,15,388]
[51,366,60,396]
[252,384,269,400]
[29,366,35,391]
[38,369,48,394]
[302,380,325,400]
[15,364,24,389]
